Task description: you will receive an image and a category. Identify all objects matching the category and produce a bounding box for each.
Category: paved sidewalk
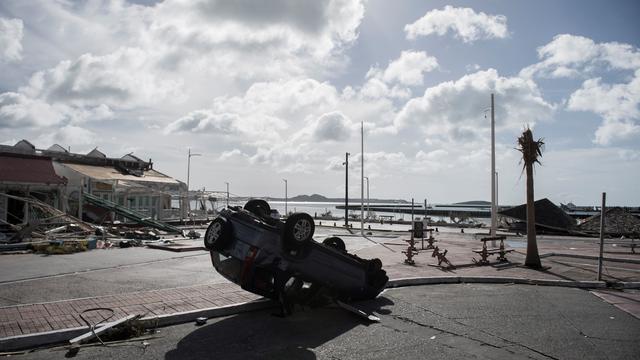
[1,228,638,341]
[0,283,259,338]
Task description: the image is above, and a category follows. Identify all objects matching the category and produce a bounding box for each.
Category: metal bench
[472,236,513,265]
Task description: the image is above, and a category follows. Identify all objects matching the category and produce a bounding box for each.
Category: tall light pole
[490,93,497,237]
[343,152,350,228]
[225,182,229,208]
[187,148,201,211]
[360,120,364,234]
[283,178,288,217]
[364,176,370,220]
[495,171,499,211]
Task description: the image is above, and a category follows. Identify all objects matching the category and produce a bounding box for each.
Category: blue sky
[1,1,639,205]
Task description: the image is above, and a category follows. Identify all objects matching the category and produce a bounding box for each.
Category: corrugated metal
[62,163,179,184]
[0,154,66,185]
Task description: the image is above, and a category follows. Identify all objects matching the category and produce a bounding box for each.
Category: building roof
[87,148,106,158]
[0,153,66,185]
[62,163,179,184]
[47,144,68,153]
[499,198,576,231]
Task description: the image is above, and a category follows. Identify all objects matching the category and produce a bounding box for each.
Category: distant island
[264,193,409,204]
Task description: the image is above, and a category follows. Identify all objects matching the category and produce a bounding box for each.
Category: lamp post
[495,171,499,212]
[343,152,350,228]
[364,176,370,220]
[187,148,201,212]
[360,120,364,234]
[283,178,288,217]
[225,182,229,208]
[490,94,497,237]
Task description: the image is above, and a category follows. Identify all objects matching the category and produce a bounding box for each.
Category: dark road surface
[11,283,640,360]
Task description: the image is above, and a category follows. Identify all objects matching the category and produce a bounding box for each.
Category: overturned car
[204,200,388,308]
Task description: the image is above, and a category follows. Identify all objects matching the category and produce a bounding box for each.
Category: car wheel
[322,236,346,252]
[204,217,231,251]
[244,199,271,219]
[285,213,315,245]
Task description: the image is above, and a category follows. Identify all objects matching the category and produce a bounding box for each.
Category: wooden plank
[69,314,140,345]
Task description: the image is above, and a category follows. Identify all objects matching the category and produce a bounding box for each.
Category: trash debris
[185,230,201,239]
[336,300,380,322]
[431,246,454,269]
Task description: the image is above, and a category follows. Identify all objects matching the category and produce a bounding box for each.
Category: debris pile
[578,207,640,237]
[0,193,95,244]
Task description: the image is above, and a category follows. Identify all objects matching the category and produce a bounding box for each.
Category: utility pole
[225,182,229,208]
[343,152,350,228]
[597,192,606,281]
[283,179,288,217]
[490,93,497,240]
[361,120,364,234]
[187,148,201,212]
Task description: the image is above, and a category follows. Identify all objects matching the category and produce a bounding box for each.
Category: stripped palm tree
[518,128,544,269]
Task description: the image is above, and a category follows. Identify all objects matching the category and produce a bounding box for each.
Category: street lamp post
[283,179,288,217]
[360,120,364,234]
[490,93,497,238]
[187,148,201,212]
[364,176,370,220]
[225,182,229,208]
[495,171,499,212]
[343,152,350,228]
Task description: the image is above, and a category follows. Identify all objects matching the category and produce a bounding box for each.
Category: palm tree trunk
[524,161,541,268]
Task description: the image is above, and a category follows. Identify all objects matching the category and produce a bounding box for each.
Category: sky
[1,0,639,206]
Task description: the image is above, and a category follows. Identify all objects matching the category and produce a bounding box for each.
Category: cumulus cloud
[218,149,248,161]
[35,125,97,147]
[405,6,508,43]
[0,17,23,62]
[522,34,640,145]
[164,110,238,135]
[312,111,353,141]
[21,47,184,108]
[0,0,365,133]
[520,34,640,79]
[0,92,66,128]
[394,69,555,142]
[367,50,438,87]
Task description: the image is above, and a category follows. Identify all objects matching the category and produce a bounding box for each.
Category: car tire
[284,213,315,246]
[204,217,231,251]
[244,199,271,218]
[322,236,346,252]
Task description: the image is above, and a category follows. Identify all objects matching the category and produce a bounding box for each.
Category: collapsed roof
[578,207,640,236]
[499,198,577,233]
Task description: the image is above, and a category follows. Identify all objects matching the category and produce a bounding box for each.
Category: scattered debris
[70,312,142,346]
[336,300,380,322]
[185,230,201,239]
[579,207,640,237]
[431,246,454,269]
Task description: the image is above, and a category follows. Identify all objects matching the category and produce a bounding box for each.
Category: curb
[386,276,611,289]
[0,299,275,352]
[540,252,640,265]
[3,276,639,352]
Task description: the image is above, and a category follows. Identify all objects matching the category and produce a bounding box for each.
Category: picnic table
[472,236,513,265]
